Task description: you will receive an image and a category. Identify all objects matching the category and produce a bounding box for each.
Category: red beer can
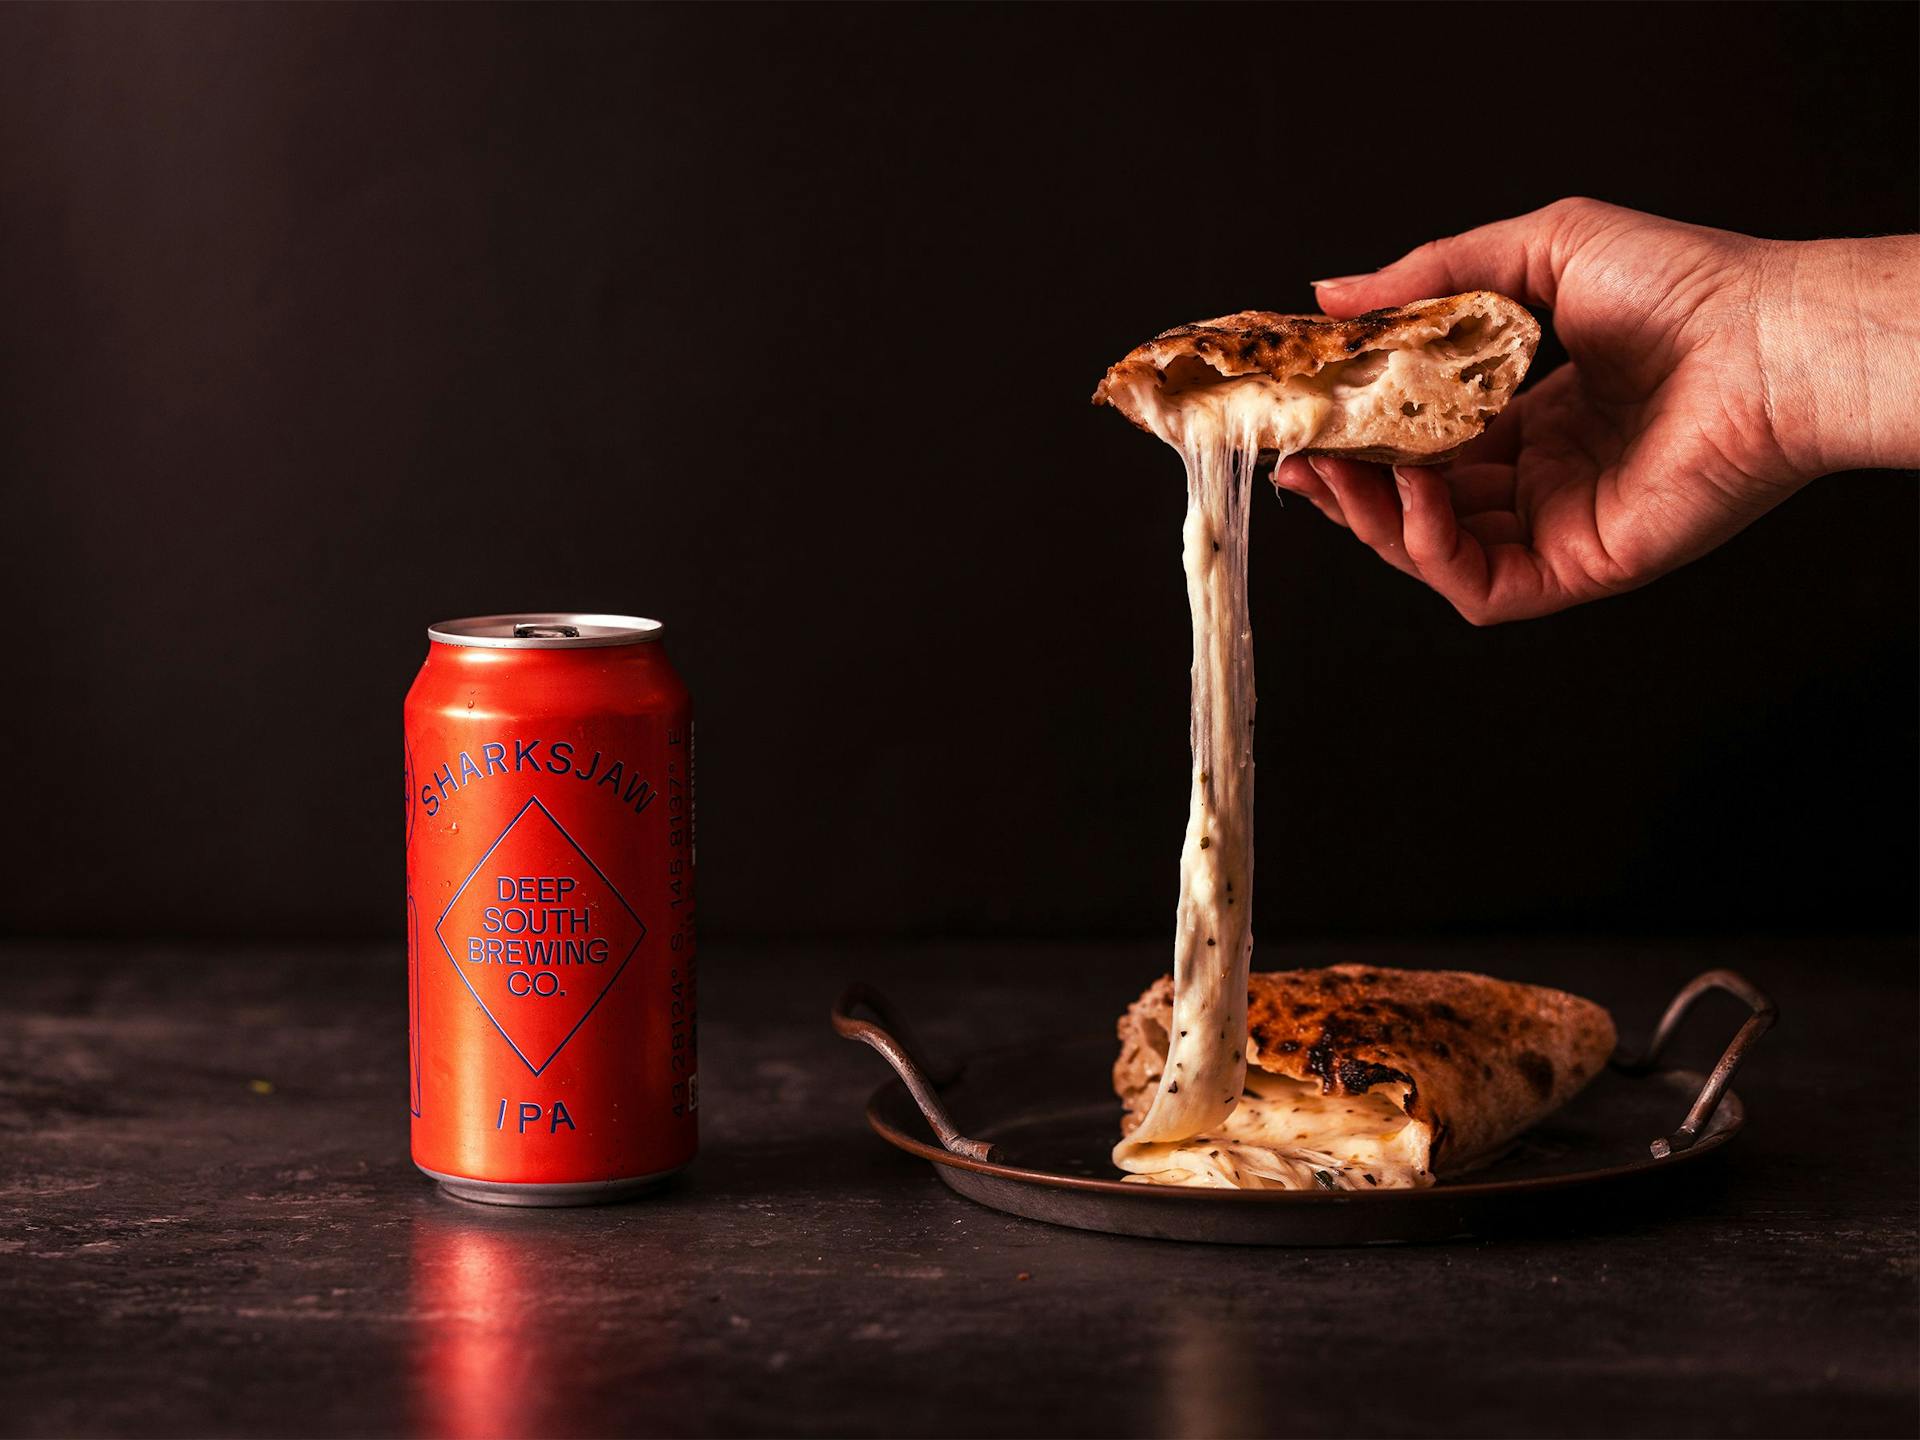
[404,613,696,1204]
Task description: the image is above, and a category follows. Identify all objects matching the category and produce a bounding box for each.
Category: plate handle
[831,983,996,1161]
[1614,968,1778,1158]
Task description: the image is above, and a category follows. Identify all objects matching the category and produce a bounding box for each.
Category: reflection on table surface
[1157,1315,1264,1439]
[406,1204,684,1439]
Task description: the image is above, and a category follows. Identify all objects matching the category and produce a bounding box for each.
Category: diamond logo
[434,796,646,1075]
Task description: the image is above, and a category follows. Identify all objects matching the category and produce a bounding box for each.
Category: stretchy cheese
[1104,374,1386,1189]
[1120,1064,1427,1191]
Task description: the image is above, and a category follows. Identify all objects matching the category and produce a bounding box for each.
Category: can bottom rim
[415,1162,685,1208]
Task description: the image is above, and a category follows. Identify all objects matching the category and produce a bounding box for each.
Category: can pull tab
[514,623,580,639]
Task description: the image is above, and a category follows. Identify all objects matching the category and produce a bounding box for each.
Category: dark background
[1,2,1913,944]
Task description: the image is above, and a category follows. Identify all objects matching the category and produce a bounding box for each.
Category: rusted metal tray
[833,969,1774,1245]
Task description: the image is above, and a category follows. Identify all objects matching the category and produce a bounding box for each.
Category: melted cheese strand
[1113,402,1260,1157]
[1121,1064,1429,1191]
[1112,376,1432,1192]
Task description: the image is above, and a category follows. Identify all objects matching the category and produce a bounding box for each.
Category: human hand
[1274,198,1920,624]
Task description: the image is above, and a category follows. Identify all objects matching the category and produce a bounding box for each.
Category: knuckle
[1372,542,1411,574]
[1451,594,1495,627]
[1545,195,1626,249]
[1532,197,1616,299]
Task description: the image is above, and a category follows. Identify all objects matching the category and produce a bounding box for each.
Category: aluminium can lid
[427,613,665,649]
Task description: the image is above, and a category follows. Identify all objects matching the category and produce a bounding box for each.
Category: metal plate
[865,1037,1745,1244]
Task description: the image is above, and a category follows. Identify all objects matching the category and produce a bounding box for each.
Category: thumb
[1312,197,1611,316]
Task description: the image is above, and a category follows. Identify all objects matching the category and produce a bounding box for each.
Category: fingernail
[1311,272,1374,289]
[1393,467,1413,504]
[1307,455,1333,481]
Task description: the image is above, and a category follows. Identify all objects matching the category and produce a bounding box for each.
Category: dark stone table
[2,938,1915,1438]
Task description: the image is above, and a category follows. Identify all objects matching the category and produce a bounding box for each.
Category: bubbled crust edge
[1091,292,1541,466]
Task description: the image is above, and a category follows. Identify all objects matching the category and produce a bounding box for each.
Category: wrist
[1757,237,1920,475]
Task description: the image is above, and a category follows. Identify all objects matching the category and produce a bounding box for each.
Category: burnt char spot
[1275,1040,1300,1054]
[1516,1051,1555,1099]
[1305,1038,1415,1108]
[1302,1040,1339,1093]
[1429,1001,1464,1025]
[1337,1058,1409,1095]
[1432,1041,1451,1059]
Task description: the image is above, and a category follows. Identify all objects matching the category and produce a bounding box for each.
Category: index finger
[1312,197,1620,316]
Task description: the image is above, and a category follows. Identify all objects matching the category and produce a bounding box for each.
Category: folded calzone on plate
[1114,965,1616,1190]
